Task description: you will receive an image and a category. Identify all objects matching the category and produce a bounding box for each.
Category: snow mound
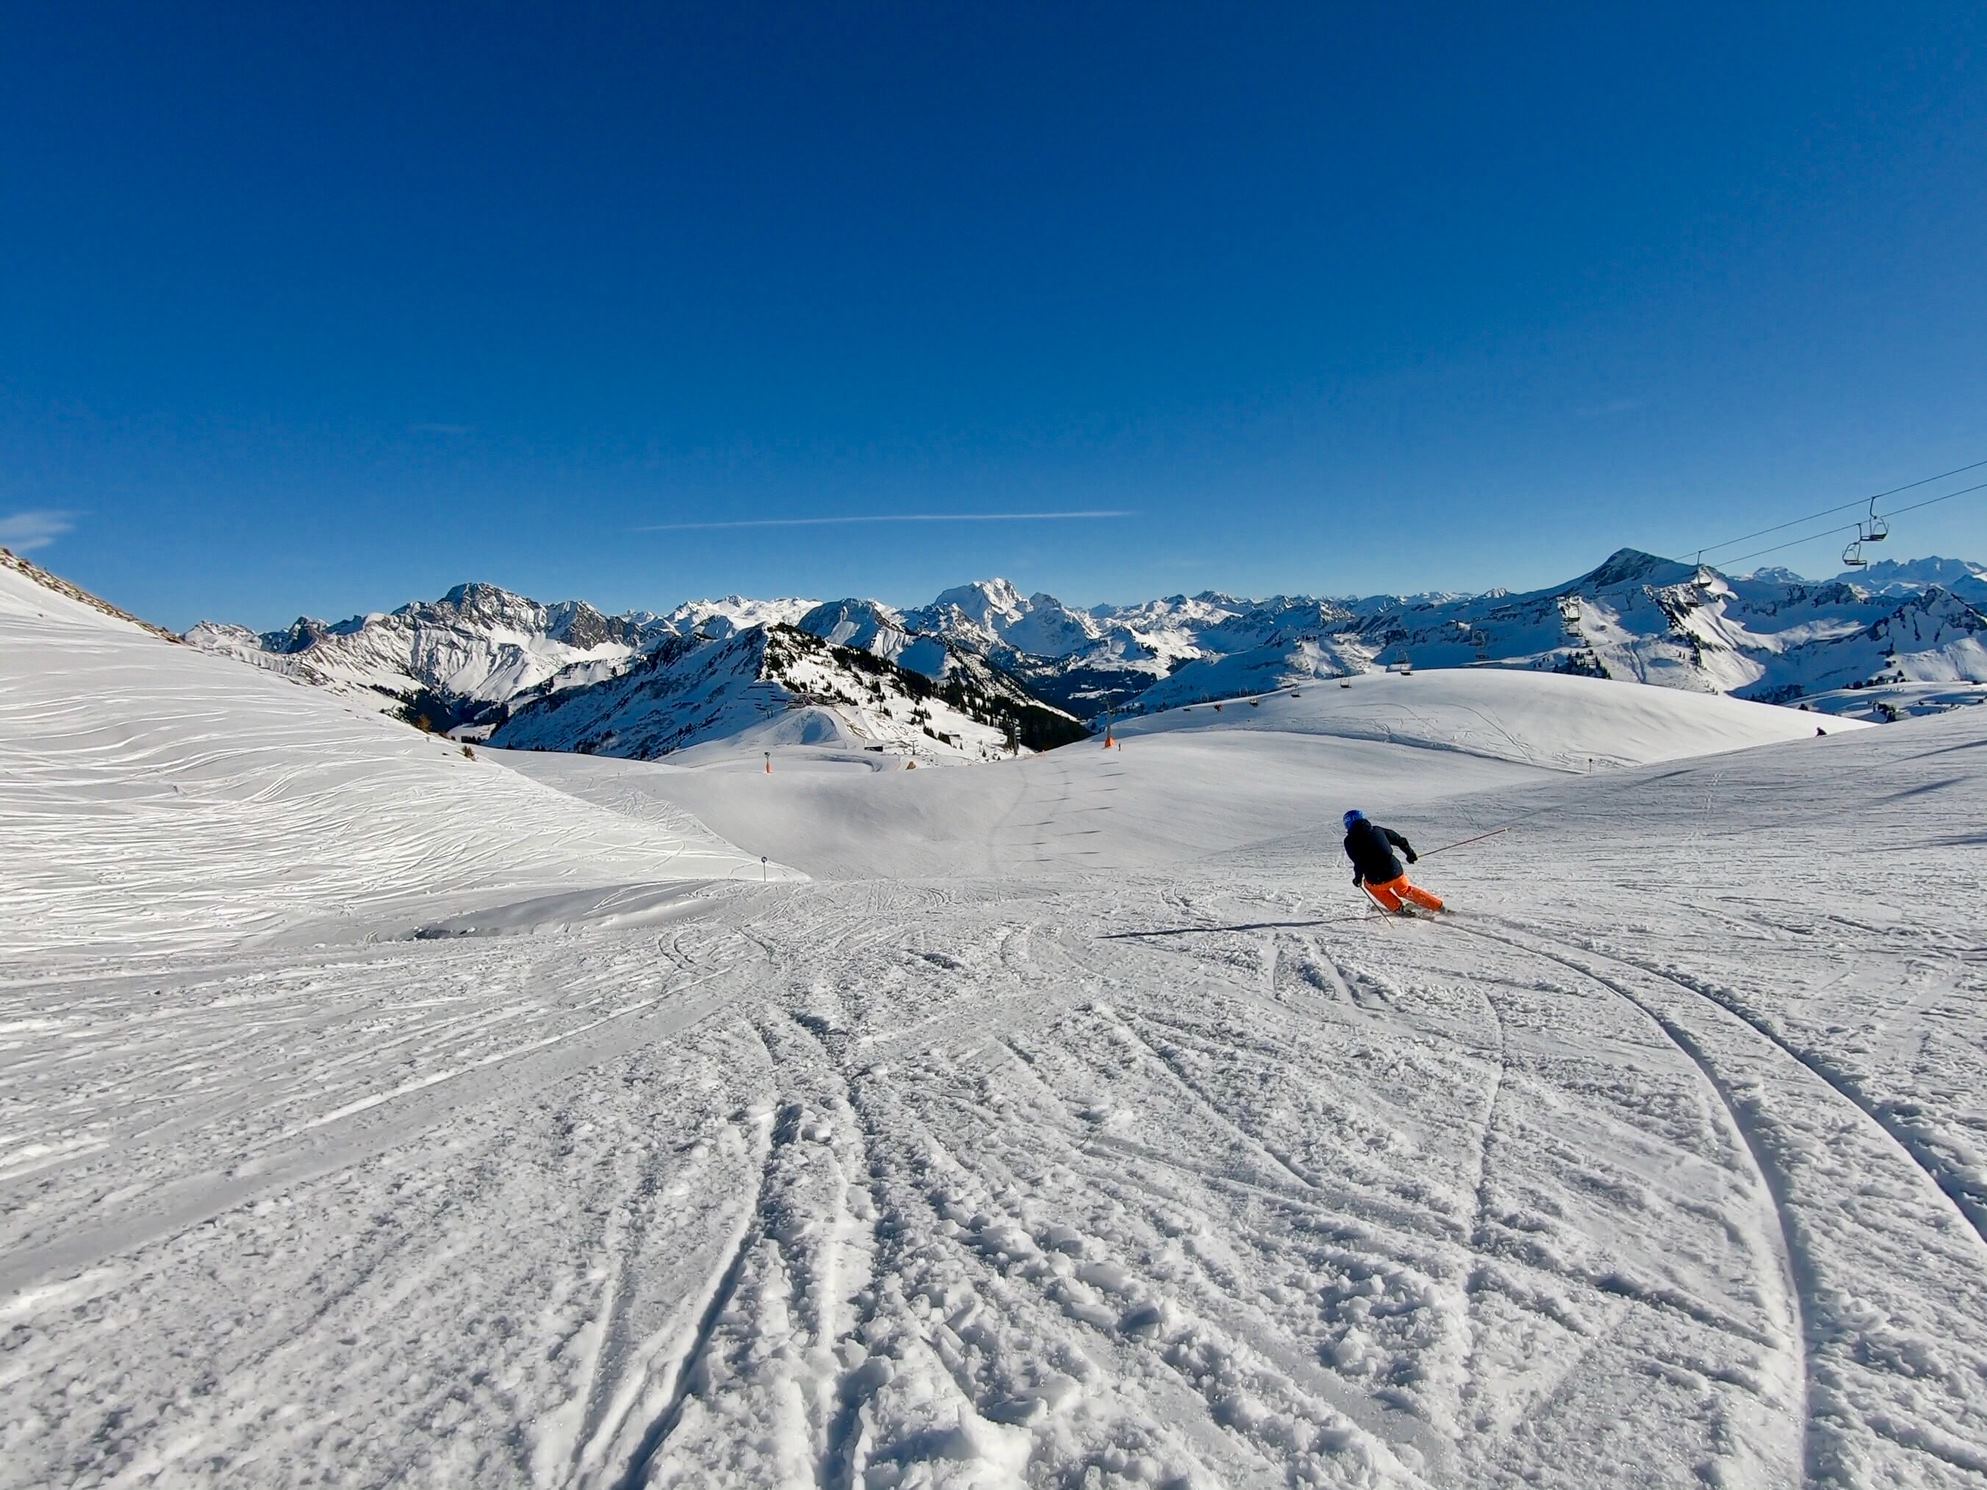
[1118,666,1863,771]
[1,563,789,959]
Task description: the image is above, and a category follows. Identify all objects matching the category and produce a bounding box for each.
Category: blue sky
[5,2,1985,630]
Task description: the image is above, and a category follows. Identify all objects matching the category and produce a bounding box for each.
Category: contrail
[637,510,1137,532]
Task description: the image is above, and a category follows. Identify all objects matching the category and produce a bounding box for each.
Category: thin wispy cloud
[638,510,1137,532]
[0,509,78,554]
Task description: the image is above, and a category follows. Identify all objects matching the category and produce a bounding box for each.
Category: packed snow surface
[5,570,1984,1490]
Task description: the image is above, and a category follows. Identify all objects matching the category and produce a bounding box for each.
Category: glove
[1351,871,1362,885]
[1405,850,1418,864]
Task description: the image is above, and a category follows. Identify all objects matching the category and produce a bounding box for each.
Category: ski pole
[1358,883,1395,928]
[1418,826,1509,859]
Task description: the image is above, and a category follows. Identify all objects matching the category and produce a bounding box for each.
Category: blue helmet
[1343,809,1364,830]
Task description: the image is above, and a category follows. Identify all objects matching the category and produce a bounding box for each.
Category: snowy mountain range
[1130,550,1987,717]
[183,583,655,731]
[488,621,1086,762]
[179,549,1987,757]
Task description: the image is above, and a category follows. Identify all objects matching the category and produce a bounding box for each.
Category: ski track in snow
[1452,921,1816,1485]
[4,590,1985,1490]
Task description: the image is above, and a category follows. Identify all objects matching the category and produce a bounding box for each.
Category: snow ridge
[0,560,778,958]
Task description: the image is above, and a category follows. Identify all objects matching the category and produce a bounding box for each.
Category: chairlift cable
[1708,479,1987,571]
[1688,455,1987,560]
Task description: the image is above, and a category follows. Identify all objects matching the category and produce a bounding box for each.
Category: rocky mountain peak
[1577,548,1702,592]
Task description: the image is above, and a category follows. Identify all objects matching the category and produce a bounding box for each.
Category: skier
[1343,809,1444,915]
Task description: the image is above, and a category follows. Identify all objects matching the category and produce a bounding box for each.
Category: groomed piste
[4,556,1984,1490]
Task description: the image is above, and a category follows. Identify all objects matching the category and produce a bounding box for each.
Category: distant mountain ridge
[184,582,657,731]
[183,548,1987,753]
[488,622,1085,762]
[1841,556,1987,605]
[1140,550,1987,717]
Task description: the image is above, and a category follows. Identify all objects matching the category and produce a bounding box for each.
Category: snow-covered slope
[516,666,1859,881]
[495,713,1549,882]
[1119,665,1864,772]
[7,578,1984,1488]
[3,547,182,642]
[1,562,778,958]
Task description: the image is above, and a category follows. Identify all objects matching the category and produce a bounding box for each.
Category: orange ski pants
[1367,875,1444,913]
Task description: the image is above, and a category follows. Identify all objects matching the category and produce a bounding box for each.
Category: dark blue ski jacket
[1345,820,1416,884]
